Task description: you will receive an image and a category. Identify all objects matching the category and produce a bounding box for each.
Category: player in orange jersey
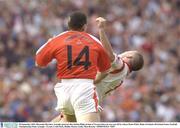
[35,12,111,122]
[51,17,144,122]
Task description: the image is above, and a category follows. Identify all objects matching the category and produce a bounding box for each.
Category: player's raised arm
[96,17,124,72]
[94,17,121,84]
[96,17,115,62]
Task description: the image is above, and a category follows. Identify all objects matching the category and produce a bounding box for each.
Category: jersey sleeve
[97,44,111,72]
[35,38,55,67]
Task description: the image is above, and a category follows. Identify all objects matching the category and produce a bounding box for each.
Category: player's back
[35,31,110,79]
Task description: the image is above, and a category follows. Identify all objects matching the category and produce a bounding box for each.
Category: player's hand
[96,17,107,29]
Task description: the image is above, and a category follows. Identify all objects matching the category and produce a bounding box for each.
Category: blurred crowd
[0,0,179,122]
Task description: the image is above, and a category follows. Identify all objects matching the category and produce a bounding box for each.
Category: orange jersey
[35,31,111,79]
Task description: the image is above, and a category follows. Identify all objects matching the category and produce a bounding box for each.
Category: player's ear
[82,24,87,31]
[67,16,70,29]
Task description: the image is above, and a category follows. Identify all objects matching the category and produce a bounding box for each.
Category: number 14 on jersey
[67,45,91,70]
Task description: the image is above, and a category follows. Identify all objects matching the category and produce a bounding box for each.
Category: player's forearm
[99,28,115,62]
[94,71,108,84]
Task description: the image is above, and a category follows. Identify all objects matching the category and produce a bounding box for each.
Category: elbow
[35,62,45,68]
[35,59,47,68]
[35,55,47,68]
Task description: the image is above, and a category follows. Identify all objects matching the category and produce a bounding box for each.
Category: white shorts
[54,79,99,117]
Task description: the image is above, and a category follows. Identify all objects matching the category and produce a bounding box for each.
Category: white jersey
[96,54,130,103]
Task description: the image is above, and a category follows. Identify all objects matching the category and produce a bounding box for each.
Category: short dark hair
[68,12,87,31]
[131,52,144,71]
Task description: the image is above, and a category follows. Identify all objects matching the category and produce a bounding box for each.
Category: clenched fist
[96,17,107,29]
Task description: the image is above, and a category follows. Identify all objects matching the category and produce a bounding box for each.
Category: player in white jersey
[52,17,144,122]
[95,17,144,103]
[96,50,143,103]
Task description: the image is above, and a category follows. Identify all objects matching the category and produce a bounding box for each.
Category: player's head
[119,51,144,71]
[68,11,87,31]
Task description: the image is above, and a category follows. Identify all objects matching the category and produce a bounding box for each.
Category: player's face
[119,51,135,59]
[119,51,136,66]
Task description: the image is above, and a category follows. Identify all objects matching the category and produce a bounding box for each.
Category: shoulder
[52,31,70,40]
[36,31,69,54]
[48,31,71,45]
[86,33,102,45]
[55,31,69,37]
